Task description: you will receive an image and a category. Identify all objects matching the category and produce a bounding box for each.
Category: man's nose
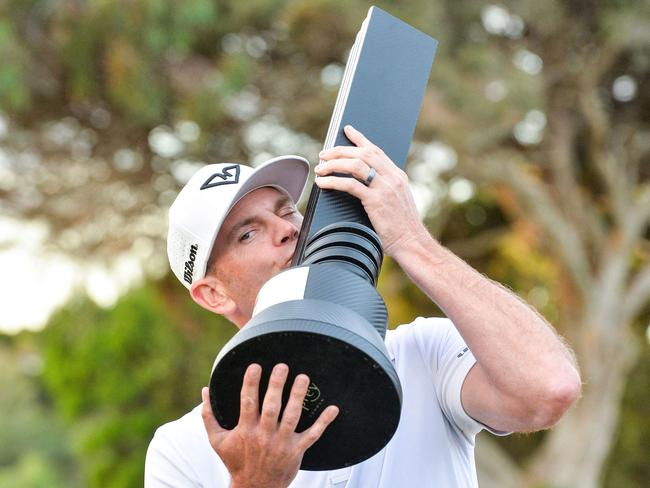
[273,215,299,246]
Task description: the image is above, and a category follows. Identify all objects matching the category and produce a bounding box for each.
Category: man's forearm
[391,224,580,421]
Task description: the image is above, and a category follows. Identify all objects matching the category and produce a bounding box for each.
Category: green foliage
[221,52,254,95]
[1,0,256,127]
[281,0,360,66]
[0,19,31,111]
[0,341,77,487]
[39,277,235,487]
[55,0,220,125]
[103,37,167,125]
[0,452,68,488]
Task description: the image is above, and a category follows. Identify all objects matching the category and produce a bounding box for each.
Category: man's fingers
[314,158,376,182]
[278,374,310,435]
[343,124,372,148]
[201,387,227,443]
[319,125,390,172]
[315,174,369,200]
[319,145,367,163]
[238,363,262,427]
[297,405,340,451]
[260,363,289,431]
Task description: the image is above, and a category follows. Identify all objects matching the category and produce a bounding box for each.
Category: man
[146,125,581,487]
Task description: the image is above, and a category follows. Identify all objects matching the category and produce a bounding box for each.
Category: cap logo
[183,243,199,284]
[200,165,240,190]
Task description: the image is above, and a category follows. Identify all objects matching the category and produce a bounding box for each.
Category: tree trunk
[526,323,640,488]
[476,435,524,488]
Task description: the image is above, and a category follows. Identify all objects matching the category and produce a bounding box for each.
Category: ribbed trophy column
[208,223,402,470]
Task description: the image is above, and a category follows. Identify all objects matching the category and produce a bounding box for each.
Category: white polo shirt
[145,317,503,487]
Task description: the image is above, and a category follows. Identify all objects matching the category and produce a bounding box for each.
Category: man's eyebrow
[227,216,258,241]
[227,195,295,241]
[274,194,294,212]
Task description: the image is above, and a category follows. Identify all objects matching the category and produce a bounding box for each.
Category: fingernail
[345,125,356,132]
[249,364,261,377]
[274,363,288,375]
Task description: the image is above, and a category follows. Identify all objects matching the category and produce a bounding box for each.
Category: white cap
[167,155,310,289]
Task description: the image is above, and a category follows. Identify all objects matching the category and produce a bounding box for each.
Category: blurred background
[0,0,648,487]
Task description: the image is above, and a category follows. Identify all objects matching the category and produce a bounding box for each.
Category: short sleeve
[406,317,507,440]
[144,405,231,488]
[145,426,202,487]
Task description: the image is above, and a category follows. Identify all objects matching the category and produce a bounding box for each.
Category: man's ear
[190,275,236,316]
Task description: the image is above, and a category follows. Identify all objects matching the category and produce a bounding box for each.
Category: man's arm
[316,125,581,433]
[389,231,581,432]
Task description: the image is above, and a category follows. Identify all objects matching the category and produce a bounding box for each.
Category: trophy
[209,6,437,470]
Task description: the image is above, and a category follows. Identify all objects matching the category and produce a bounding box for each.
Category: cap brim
[231,155,310,209]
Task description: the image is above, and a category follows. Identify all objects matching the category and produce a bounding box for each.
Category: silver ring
[363,167,376,186]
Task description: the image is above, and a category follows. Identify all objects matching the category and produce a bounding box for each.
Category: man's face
[209,186,303,320]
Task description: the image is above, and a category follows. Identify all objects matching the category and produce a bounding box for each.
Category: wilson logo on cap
[183,244,199,284]
[200,165,241,190]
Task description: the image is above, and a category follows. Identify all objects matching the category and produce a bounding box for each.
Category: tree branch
[545,94,606,256]
[623,263,650,324]
[625,185,650,249]
[594,185,650,320]
[465,153,593,297]
[445,227,509,260]
[475,435,524,488]
[575,44,631,234]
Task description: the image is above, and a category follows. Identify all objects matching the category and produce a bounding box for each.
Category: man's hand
[201,363,339,488]
[315,125,427,256]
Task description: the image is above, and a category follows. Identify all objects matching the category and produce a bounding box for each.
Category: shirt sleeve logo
[200,165,240,190]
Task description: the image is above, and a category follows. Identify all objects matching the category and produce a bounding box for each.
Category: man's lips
[285,247,297,268]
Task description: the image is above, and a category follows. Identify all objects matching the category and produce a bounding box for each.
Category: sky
[0,217,150,333]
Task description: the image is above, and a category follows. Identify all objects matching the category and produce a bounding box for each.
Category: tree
[1,1,648,486]
[425,1,650,487]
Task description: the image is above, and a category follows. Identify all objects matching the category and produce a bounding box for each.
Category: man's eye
[239,231,253,242]
[282,208,296,217]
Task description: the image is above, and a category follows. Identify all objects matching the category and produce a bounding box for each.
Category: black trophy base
[209,318,401,470]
